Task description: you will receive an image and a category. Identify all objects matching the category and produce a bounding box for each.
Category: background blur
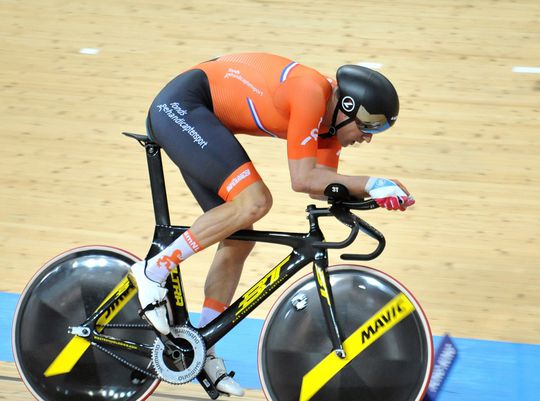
[1,1,539,400]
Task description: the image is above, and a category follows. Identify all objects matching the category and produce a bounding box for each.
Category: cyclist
[130,52,415,396]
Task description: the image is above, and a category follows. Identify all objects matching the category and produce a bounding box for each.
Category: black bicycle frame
[124,132,385,358]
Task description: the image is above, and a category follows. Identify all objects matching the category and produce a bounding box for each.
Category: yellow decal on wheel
[44,275,137,377]
[299,292,415,401]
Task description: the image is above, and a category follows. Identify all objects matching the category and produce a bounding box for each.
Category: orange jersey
[193,53,341,168]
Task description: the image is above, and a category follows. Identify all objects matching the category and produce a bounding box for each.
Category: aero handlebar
[312,189,386,261]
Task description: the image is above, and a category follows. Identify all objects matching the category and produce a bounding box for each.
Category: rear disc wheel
[12,246,160,401]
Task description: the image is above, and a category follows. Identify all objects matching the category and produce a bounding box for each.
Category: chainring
[151,326,206,384]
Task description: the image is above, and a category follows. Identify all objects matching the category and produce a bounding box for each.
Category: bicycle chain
[96,323,152,329]
[92,341,160,381]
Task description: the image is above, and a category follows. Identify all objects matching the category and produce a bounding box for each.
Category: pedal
[197,370,220,400]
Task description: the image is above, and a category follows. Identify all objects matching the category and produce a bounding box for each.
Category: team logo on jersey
[341,96,356,112]
[301,128,319,146]
[300,117,323,146]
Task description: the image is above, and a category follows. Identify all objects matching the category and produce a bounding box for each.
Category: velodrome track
[1,1,539,400]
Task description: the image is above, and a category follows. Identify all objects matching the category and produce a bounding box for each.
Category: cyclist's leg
[188,182,272,247]
[133,117,272,334]
[166,126,267,398]
[204,236,255,306]
[147,68,273,251]
[133,69,267,395]
[180,173,256,307]
[184,171,258,359]
[197,236,255,353]
[194,238,252,397]
[133,68,269,309]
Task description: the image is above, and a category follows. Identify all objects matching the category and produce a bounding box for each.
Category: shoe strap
[214,370,237,388]
[138,299,167,317]
[206,355,236,387]
[213,373,229,388]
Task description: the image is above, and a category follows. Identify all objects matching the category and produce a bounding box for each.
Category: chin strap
[318,105,355,139]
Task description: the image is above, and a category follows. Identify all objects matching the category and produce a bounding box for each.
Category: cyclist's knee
[233,183,273,225]
[249,191,273,221]
[242,193,272,224]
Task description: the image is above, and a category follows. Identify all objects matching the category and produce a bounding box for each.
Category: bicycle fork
[313,254,346,359]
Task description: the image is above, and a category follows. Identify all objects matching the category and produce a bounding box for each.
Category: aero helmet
[320,65,399,138]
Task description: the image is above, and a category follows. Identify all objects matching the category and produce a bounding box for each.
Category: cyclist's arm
[290,157,415,211]
[288,157,370,198]
[308,135,342,200]
[308,164,336,200]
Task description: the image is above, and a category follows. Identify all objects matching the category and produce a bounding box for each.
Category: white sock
[199,298,228,356]
[144,229,202,283]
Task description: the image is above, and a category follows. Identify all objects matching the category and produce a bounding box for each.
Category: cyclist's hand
[365,177,415,211]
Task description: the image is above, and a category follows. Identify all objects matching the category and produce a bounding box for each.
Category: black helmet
[320,65,399,138]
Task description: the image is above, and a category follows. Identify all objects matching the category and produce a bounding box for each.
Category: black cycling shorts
[147,69,261,212]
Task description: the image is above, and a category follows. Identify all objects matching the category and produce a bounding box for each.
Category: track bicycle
[12,132,433,401]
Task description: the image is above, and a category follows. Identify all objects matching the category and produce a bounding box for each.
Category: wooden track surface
[1,0,539,399]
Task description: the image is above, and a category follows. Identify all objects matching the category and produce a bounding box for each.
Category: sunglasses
[354,118,391,134]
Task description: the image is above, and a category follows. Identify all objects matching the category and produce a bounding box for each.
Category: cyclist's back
[192,53,333,140]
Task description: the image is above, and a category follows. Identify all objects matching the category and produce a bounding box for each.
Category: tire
[12,246,160,401]
[258,264,433,401]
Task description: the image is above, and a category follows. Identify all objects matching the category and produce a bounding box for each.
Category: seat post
[145,142,171,226]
